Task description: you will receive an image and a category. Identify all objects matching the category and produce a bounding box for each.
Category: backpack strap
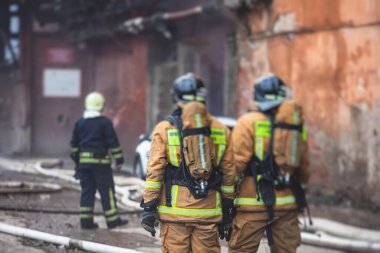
[247,114,309,247]
[289,176,313,225]
[164,163,178,207]
[182,127,211,137]
[274,122,302,132]
[265,113,278,247]
[165,115,202,202]
[165,115,220,201]
[245,114,278,247]
[164,115,183,207]
[267,113,279,179]
[166,115,182,129]
[165,115,185,160]
[274,116,312,225]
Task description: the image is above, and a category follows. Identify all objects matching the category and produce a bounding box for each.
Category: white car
[132,116,236,179]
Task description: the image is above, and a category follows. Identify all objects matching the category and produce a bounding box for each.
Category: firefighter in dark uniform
[70,91,128,229]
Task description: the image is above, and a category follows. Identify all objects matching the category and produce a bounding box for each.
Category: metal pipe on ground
[0,158,143,210]
[5,158,380,252]
[301,231,380,252]
[0,206,142,215]
[301,217,380,242]
[0,181,62,194]
[0,158,37,174]
[0,222,143,253]
[33,162,78,184]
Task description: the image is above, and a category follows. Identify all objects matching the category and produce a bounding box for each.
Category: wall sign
[43,68,81,97]
[47,48,74,64]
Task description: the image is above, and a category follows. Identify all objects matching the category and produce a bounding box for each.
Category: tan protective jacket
[143,115,236,224]
[232,111,310,217]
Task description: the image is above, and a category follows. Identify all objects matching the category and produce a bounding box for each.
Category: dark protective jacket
[70,116,124,169]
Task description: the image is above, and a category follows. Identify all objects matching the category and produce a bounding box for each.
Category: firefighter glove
[219,198,235,241]
[140,198,159,237]
[70,153,79,165]
[141,211,159,237]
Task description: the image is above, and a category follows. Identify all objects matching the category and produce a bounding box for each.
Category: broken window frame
[0,2,20,67]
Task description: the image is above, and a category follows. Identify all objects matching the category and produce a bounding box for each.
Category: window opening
[1,2,20,66]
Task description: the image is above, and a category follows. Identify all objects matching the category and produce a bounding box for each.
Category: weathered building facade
[1,0,379,207]
[0,0,236,164]
[232,0,380,206]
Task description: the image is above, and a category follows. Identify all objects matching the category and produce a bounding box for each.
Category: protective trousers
[79,167,122,228]
[228,211,300,253]
[160,222,220,253]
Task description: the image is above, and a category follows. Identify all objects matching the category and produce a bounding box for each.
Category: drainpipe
[0,222,143,253]
[118,3,216,39]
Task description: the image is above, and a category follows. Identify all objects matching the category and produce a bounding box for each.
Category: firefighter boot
[107,218,129,229]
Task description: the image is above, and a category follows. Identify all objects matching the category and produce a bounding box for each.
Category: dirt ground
[0,162,379,253]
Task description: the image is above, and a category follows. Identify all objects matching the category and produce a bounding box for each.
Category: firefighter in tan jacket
[229,74,310,253]
[141,73,236,253]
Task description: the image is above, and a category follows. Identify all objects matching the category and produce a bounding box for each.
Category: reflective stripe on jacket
[143,115,236,223]
[232,112,310,213]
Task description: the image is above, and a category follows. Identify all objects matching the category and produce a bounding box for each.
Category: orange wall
[236,0,380,205]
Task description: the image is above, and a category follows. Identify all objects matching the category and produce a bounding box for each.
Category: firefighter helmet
[254,74,286,112]
[85,92,105,111]
[171,73,207,103]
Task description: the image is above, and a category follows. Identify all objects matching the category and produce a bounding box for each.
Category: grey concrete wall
[0,69,30,155]
[307,103,380,207]
[315,101,380,207]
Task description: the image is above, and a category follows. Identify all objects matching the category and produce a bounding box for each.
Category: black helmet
[171,73,207,103]
[254,74,287,112]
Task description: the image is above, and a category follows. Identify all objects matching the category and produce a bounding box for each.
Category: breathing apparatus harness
[164,114,222,207]
[246,111,312,249]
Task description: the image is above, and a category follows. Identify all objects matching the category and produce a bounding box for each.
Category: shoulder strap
[164,115,183,207]
[165,115,198,205]
[267,113,278,179]
[165,115,185,154]
[249,113,278,178]
[166,115,182,130]
[165,115,209,197]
